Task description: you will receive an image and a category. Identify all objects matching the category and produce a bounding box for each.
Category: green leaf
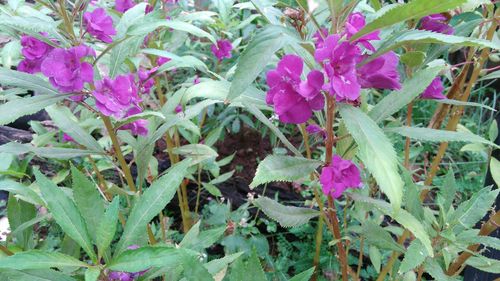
[0,269,77,281]
[400,51,426,67]
[253,196,320,227]
[250,155,321,188]
[71,166,105,243]
[399,240,429,273]
[46,106,104,153]
[0,94,68,126]
[96,197,120,256]
[489,120,498,142]
[108,36,143,77]
[204,252,244,276]
[228,25,294,101]
[209,170,235,185]
[0,250,88,270]
[478,69,500,81]
[439,169,457,213]
[35,170,96,261]
[373,30,500,59]
[289,267,315,281]
[180,251,214,281]
[84,267,101,281]
[351,0,468,41]
[115,159,192,255]
[340,104,404,210]
[108,246,182,272]
[465,256,500,274]
[128,20,215,43]
[7,194,36,250]
[154,55,208,76]
[369,246,382,273]
[0,143,100,159]
[369,66,443,123]
[246,250,267,281]
[424,258,459,281]
[449,186,499,230]
[0,68,59,95]
[203,183,222,197]
[435,99,497,112]
[173,144,218,165]
[490,157,500,187]
[362,221,405,252]
[0,179,43,206]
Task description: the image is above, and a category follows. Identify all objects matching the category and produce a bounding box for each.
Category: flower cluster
[18,34,54,74]
[320,155,362,198]
[211,39,233,61]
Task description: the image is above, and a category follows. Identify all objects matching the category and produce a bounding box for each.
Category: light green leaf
[228,25,295,101]
[435,99,497,112]
[369,246,382,273]
[400,51,426,67]
[465,256,500,274]
[369,66,443,123]
[0,68,59,95]
[424,258,460,281]
[489,120,498,142]
[253,196,320,227]
[449,186,499,230]
[128,20,215,43]
[399,240,429,273]
[209,170,235,185]
[108,36,143,77]
[289,267,315,281]
[154,55,208,75]
[35,170,96,261]
[362,221,405,252]
[96,197,119,256]
[204,252,243,276]
[351,0,468,41]
[108,246,182,272]
[0,250,88,270]
[0,143,101,159]
[250,155,321,188]
[115,159,192,255]
[478,69,500,81]
[173,144,218,165]
[491,157,500,187]
[340,104,403,210]
[84,267,101,281]
[203,183,223,197]
[180,251,214,281]
[0,179,43,205]
[7,194,35,250]
[0,94,67,126]
[0,269,77,281]
[385,127,499,148]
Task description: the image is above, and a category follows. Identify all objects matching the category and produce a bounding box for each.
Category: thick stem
[325,95,336,165]
[102,115,137,193]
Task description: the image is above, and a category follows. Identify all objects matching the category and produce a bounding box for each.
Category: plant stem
[404,102,413,168]
[0,244,13,256]
[312,187,325,281]
[327,196,348,281]
[194,164,202,214]
[87,155,111,201]
[325,95,335,165]
[102,115,137,193]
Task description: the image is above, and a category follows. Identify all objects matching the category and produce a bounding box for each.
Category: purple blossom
[138,67,156,94]
[18,59,42,74]
[421,77,446,100]
[92,74,140,118]
[344,12,380,51]
[174,104,183,113]
[312,27,328,48]
[115,0,135,13]
[18,35,54,74]
[62,133,75,142]
[320,155,362,198]
[211,39,233,61]
[41,45,95,93]
[119,107,148,136]
[306,124,326,139]
[157,56,171,66]
[145,3,153,14]
[266,54,324,124]
[420,14,454,35]
[314,35,361,102]
[356,51,401,90]
[109,245,147,280]
[83,8,117,43]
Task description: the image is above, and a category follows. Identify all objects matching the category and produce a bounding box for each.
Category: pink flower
[193,75,200,84]
[138,67,156,94]
[18,35,54,74]
[174,104,183,113]
[420,14,454,35]
[41,45,95,93]
[421,77,446,99]
[344,12,380,51]
[18,59,42,74]
[211,39,233,61]
[313,27,328,48]
[62,133,75,142]
[314,35,361,102]
[320,155,362,198]
[266,54,324,124]
[356,51,401,90]
[115,0,135,13]
[118,107,148,136]
[92,74,140,118]
[156,56,171,66]
[83,8,117,43]
[145,3,153,14]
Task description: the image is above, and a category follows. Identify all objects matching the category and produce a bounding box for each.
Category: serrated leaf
[449,186,499,230]
[35,170,96,261]
[108,246,182,272]
[253,196,320,227]
[228,25,294,101]
[369,66,443,123]
[204,252,244,276]
[400,51,426,67]
[96,197,119,256]
[115,159,192,255]
[340,104,403,210]
[180,251,214,281]
[424,259,460,281]
[250,155,321,188]
[351,0,468,41]
[491,157,500,187]
[0,250,88,270]
[465,256,500,274]
[289,267,315,281]
[399,240,429,273]
[362,221,405,252]
[385,127,499,148]
[0,94,68,126]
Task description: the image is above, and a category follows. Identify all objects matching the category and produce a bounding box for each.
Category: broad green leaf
[7,194,35,249]
[128,20,215,43]
[385,127,499,148]
[351,0,467,40]
[228,25,294,101]
[400,51,426,67]
[180,251,214,281]
[369,66,443,123]
[108,246,182,272]
[209,170,235,185]
[425,259,460,281]
[373,30,500,60]
[84,267,100,281]
[114,3,148,37]
[46,106,103,153]
[465,256,500,274]
[489,120,498,142]
[0,250,88,270]
[350,193,433,256]
[491,157,500,187]
[0,94,67,126]
[153,55,208,75]
[457,230,500,251]
[340,104,403,210]
[0,68,59,95]
[253,196,320,227]
[0,269,77,281]
[289,267,315,281]
[369,246,382,273]
[35,170,96,261]
[399,240,429,273]
[0,143,100,159]
[0,179,43,205]
[204,252,244,275]
[449,186,499,230]
[362,221,405,252]
[439,169,457,213]
[96,197,119,256]
[250,155,321,188]
[173,144,218,165]
[249,0,282,24]
[246,250,266,281]
[115,159,192,255]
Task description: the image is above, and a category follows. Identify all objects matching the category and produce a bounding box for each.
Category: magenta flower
[145,3,153,14]
[18,59,42,74]
[41,45,95,93]
[266,54,324,124]
[306,124,326,139]
[119,107,148,136]
[320,155,362,198]
[18,35,54,74]
[420,14,454,35]
[174,104,183,113]
[138,67,156,94]
[193,75,200,84]
[62,133,75,143]
[115,0,135,13]
[83,8,116,43]
[313,27,328,48]
[109,245,147,280]
[156,56,171,66]
[92,74,140,118]
[211,39,233,61]
[344,12,380,51]
[421,77,446,99]
[357,51,401,90]
[314,35,361,102]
